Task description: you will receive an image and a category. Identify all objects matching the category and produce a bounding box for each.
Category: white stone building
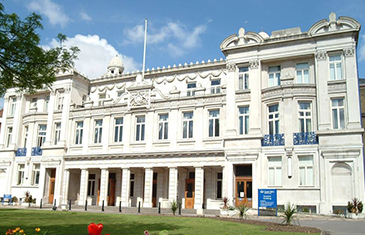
[0,13,364,214]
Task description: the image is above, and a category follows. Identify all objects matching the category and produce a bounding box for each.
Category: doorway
[108,173,116,206]
[185,178,195,209]
[235,165,252,208]
[152,173,157,207]
[48,169,56,204]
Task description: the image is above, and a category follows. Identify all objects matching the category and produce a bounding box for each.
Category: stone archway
[331,162,352,202]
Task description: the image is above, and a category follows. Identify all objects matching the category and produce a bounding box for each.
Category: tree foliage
[0,3,79,96]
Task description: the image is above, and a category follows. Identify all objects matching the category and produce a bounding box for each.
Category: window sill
[153,140,170,145]
[235,89,251,94]
[327,79,346,85]
[177,139,195,144]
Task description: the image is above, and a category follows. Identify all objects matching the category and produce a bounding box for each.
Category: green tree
[0,3,79,96]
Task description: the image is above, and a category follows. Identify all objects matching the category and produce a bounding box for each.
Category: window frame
[268,66,281,87]
[158,114,169,140]
[296,62,310,84]
[216,172,222,199]
[6,126,13,148]
[32,164,41,185]
[208,109,220,137]
[268,104,279,135]
[114,117,124,143]
[238,106,249,135]
[298,102,312,133]
[238,67,249,90]
[9,97,16,116]
[331,98,345,130]
[75,121,84,145]
[54,122,61,145]
[182,111,194,139]
[298,156,314,186]
[37,125,47,147]
[187,82,196,97]
[135,116,145,141]
[94,119,103,144]
[211,79,221,94]
[17,164,25,185]
[268,156,282,186]
[329,54,343,81]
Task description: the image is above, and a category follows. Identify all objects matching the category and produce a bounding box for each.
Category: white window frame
[37,125,47,147]
[331,98,345,129]
[268,66,281,87]
[54,122,61,145]
[298,156,314,186]
[182,111,194,139]
[57,94,64,110]
[239,106,249,135]
[211,79,221,94]
[45,96,50,112]
[114,118,123,143]
[329,54,343,81]
[238,67,249,90]
[298,102,312,133]
[17,164,25,185]
[23,125,28,148]
[94,120,103,144]
[208,110,220,137]
[158,114,169,140]
[75,121,83,145]
[268,157,282,186]
[135,116,145,141]
[6,126,12,148]
[296,62,309,84]
[268,104,279,135]
[9,97,16,116]
[32,164,41,185]
[187,82,196,97]
[88,174,96,197]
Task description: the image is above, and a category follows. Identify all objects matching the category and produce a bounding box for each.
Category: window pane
[136,125,140,141]
[329,55,341,61]
[330,64,335,80]
[164,123,168,139]
[299,167,305,185]
[183,122,187,138]
[336,63,342,79]
[215,119,220,136]
[141,124,145,141]
[307,167,313,186]
[114,127,118,142]
[239,116,243,135]
[159,123,163,140]
[276,167,282,185]
[239,67,249,73]
[245,116,249,134]
[189,121,193,138]
[339,109,345,129]
[269,168,274,185]
[304,70,309,83]
[332,109,338,129]
[297,71,302,83]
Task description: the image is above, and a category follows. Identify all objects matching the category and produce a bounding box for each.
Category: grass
[0,208,312,235]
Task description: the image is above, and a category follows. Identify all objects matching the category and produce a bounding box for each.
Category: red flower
[87,223,103,235]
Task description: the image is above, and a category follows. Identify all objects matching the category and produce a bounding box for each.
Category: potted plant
[346,198,364,219]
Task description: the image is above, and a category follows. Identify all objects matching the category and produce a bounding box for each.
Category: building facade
[0,13,364,214]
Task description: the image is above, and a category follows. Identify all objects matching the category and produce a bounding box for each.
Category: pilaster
[225,62,237,136]
[121,168,130,207]
[78,168,89,205]
[99,168,109,206]
[143,167,153,207]
[61,169,70,204]
[168,167,178,202]
[43,92,55,147]
[194,166,204,209]
[249,59,262,134]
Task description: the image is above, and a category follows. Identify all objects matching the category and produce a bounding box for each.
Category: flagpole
[142,18,147,80]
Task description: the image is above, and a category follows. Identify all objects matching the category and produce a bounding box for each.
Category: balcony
[31,147,43,156]
[293,132,318,145]
[262,134,285,146]
[15,148,27,157]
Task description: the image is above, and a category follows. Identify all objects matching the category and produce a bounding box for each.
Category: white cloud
[27,0,70,27]
[44,34,139,79]
[80,11,92,21]
[359,34,365,61]
[123,21,207,57]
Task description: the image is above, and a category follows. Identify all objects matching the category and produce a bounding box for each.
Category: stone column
[121,168,130,207]
[249,60,262,134]
[43,92,55,147]
[78,168,89,205]
[315,51,331,130]
[224,162,234,206]
[344,47,362,129]
[61,169,70,204]
[59,89,71,146]
[194,167,204,209]
[99,168,109,206]
[156,171,164,201]
[143,167,153,207]
[168,167,178,202]
[225,62,237,136]
[115,170,122,205]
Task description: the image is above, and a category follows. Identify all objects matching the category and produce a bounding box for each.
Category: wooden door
[235,177,252,208]
[185,179,195,209]
[48,169,56,204]
[107,179,116,206]
[152,178,157,207]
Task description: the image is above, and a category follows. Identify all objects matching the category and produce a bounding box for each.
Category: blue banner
[258,189,277,208]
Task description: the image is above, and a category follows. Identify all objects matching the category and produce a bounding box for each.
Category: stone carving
[226,62,236,72]
[343,47,355,57]
[129,90,150,108]
[249,60,259,69]
[315,51,327,61]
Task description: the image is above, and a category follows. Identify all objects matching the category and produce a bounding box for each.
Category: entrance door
[185,179,195,209]
[107,178,116,206]
[48,169,56,204]
[152,173,157,207]
[235,177,252,207]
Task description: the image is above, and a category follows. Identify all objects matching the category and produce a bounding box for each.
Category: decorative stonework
[249,60,259,69]
[343,47,355,57]
[128,90,150,108]
[316,51,327,60]
[226,62,236,72]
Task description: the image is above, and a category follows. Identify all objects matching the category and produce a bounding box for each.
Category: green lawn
[0,208,312,235]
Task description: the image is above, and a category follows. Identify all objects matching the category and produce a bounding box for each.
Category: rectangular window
[211,79,221,94]
[239,67,249,90]
[130,174,135,197]
[9,97,16,115]
[296,63,309,83]
[217,172,222,199]
[239,107,249,135]
[23,126,28,148]
[6,127,12,148]
[329,55,343,80]
[299,156,314,186]
[268,157,282,186]
[75,121,83,145]
[37,125,47,147]
[88,174,96,196]
[114,118,123,142]
[135,116,145,141]
[57,95,64,110]
[209,110,220,137]
[158,114,169,140]
[268,104,279,135]
[54,123,61,145]
[31,98,38,108]
[187,82,196,97]
[45,96,50,112]
[94,120,103,144]
[331,98,345,129]
[268,66,281,87]
[17,164,25,185]
[298,102,312,133]
[32,164,40,185]
[183,112,194,138]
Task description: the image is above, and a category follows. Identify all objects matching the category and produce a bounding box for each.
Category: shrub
[282,203,296,225]
[236,204,249,219]
[169,200,178,215]
[347,198,363,215]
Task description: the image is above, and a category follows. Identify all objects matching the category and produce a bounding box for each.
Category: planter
[220,209,238,217]
[346,213,365,219]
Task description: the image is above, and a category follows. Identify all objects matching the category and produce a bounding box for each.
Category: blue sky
[1,0,365,109]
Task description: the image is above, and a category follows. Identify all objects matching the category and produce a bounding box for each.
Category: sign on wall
[258,189,277,216]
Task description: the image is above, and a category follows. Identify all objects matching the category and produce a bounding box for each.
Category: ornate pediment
[220,27,264,50]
